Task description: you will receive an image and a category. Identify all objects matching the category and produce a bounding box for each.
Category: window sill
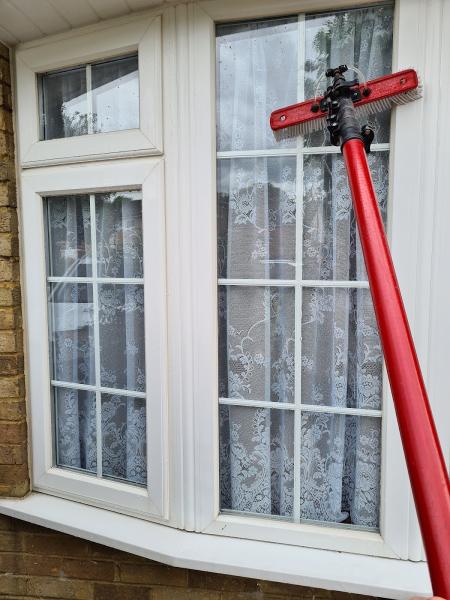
[0,493,431,599]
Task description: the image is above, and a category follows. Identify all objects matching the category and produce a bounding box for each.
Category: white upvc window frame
[15,11,162,168]
[20,157,168,520]
[177,0,447,562]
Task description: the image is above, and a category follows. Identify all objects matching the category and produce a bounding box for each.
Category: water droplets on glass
[39,54,139,140]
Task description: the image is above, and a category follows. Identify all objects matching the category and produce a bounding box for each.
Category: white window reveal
[44,191,146,486]
[38,55,139,140]
[216,4,393,530]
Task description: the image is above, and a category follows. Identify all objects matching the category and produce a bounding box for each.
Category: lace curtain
[217,4,393,528]
[46,192,147,485]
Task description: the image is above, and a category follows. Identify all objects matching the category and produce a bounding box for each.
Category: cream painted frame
[15,12,163,168]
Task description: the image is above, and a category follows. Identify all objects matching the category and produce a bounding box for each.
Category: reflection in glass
[39,54,139,140]
[54,387,97,473]
[102,394,147,485]
[39,66,88,139]
[45,195,92,278]
[216,18,298,152]
[96,191,143,278]
[218,286,295,403]
[300,413,381,527]
[301,288,382,410]
[220,405,294,516]
[48,282,95,385]
[304,5,394,147]
[92,55,139,133]
[98,284,145,392]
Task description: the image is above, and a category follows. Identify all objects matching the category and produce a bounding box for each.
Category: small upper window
[38,54,139,140]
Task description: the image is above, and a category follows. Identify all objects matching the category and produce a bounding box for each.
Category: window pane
[216,18,299,152]
[39,66,88,139]
[98,284,145,393]
[48,282,95,385]
[96,191,143,278]
[45,195,92,278]
[102,394,147,485]
[304,5,394,147]
[217,5,392,529]
[217,157,296,280]
[301,288,382,410]
[39,54,139,140]
[92,55,139,133]
[45,191,147,486]
[219,286,295,403]
[220,405,294,517]
[302,152,389,281]
[54,387,97,473]
[300,413,381,527]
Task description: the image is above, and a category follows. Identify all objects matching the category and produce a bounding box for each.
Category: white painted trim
[15,14,163,167]
[0,494,432,600]
[20,157,167,520]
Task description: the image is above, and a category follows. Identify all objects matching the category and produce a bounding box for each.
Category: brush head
[271,69,422,141]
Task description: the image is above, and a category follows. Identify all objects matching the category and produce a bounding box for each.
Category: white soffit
[0,0,194,46]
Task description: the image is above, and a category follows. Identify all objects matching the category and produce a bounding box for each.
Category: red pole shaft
[342,138,450,598]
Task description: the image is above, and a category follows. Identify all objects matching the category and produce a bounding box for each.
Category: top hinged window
[15,12,162,167]
[38,54,139,141]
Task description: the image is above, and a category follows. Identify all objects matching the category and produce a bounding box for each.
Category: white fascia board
[0,493,432,599]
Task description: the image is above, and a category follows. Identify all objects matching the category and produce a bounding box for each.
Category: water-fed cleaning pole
[271,66,450,598]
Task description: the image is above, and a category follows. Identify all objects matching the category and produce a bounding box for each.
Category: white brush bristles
[273,80,422,141]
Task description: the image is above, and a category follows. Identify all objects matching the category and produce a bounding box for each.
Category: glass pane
[45,195,92,278]
[219,286,295,403]
[304,4,394,147]
[300,413,381,528]
[39,66,88,139]
[98,284,145,392]
[220,405,294,517]
[96,191,143,278]
[48,282,95,385]
[216,18,298,152]
[217,157,296,280]
[301,288,382,410]
[302,152,389,280]
[54,386,97,473]
[91,54,139,133]
[102,394,147,485]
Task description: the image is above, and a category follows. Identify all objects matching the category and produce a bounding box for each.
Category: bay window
[8,0,448,596]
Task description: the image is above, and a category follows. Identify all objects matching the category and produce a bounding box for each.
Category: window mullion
[89,193,102,478]
[293,12,305,525]
[86,64,94,135]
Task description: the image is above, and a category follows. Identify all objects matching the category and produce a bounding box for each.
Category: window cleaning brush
[270,65,450,598]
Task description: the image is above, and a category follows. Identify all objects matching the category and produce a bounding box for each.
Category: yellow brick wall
[0,43,28,499]
[0,515,379,600]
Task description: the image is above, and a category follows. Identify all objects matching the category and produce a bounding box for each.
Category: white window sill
[0,493,431,599]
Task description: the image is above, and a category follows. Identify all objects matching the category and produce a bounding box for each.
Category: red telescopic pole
[342,138,450,599]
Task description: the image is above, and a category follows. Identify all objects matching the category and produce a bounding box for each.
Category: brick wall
[0,514,378,600]
[0,43,28,498]
[0,42,377,600]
